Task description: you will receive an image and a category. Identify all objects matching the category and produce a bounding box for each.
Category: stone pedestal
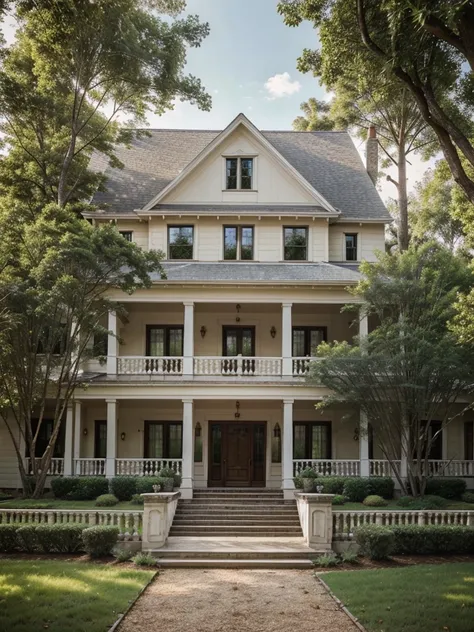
[141,492,180,550]
[295,493,335,550]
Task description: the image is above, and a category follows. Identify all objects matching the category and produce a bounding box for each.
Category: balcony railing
[194,356,282,377]
[117,357,182,375]
[294,459,474,478]
[422,460,474,477]
[26,457,64,476]
[74,458,106,476]
[115,458,183,476]
[293,459,361,477]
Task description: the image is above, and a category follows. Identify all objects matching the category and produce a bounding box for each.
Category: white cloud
[213,89,219,94]
[264,72,301,99]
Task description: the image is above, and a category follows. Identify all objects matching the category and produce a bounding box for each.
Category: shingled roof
[90,125,390,221]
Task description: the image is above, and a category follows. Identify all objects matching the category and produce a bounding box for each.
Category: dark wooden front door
[209,422,266,487]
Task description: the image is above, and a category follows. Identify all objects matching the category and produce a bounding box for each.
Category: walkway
[119,569,359,632]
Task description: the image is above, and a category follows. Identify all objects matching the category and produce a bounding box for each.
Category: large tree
[292,97,337,131]
[308,244,474,496]
[278,0,474,209]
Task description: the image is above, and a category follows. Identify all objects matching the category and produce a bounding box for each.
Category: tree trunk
[397,145,409,251]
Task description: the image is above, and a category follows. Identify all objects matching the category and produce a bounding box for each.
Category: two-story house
[2,114,473,495]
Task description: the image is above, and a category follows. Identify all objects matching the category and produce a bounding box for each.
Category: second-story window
[168,226,194,260]
[225,157,254,190]
[119,231,133,242]
[284,227,308,261]
[223,226,254,260]
[345,233,358,261]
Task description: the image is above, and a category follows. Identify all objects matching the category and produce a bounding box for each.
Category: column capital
[182,398,194,405]
[183,301,195,307]
[105,398,117,404]
[283,399,294,405]
[282,302,293,308]
[66,402,74,411]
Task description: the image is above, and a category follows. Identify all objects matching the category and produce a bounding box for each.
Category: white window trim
[343,231,360,262]
[222,155,257,191]
[167,224,196,261]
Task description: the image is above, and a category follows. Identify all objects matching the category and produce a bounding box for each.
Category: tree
[0,203,164,497]
[308,244,474,496]
[278,0,474,209]
[292,98,337,131]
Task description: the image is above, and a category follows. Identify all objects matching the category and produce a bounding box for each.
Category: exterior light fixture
[273,422,281,438]
[353,427,359,442]
[200,325,207,338]
[195,422,202,437]
[234,401,241,418]
[270,326,277,338]
[83,428,88,436]
[236,304,241,323]
[120,432,126,441]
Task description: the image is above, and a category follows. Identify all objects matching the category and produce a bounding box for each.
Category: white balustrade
[292,357,319,376]
[423,460,474,477]
[370,460,401,477]
[25,458,64,476]
[0,509,142,540]
[293,459,361,477]
[115,458,183,477]
[194,356,282,377]
[117,356,182,375]
[74,458,106,476]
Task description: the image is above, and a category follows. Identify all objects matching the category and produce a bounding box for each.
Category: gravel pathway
[119,569,359,632]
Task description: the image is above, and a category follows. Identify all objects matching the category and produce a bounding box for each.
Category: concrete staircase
[169,488,303,537]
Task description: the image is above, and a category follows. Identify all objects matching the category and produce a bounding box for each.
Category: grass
[338,500,474,511]
[0,559,155,632]
[323,562,474,632]
[0,498,141,511]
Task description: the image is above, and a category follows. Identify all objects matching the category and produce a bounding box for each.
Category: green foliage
[425,478,467,500]
[131,494,144,506]
[332,495,346,506]
[67,477,109,501]
[0,524,21,552]
[51,477,80,499]
[35,524,87,553]
[318,477,348,494]
[82,526,119,558]
[293,475,303,489]
[340,550,359,565]
[16,525,39,552]
[158,467,177,479]
[343,479,370,503]
[95,494,119,507]
[397,495,448,510]
[300,467,318,479]
[0,492,13,501]
[461,492,474,504]
[293,98,338,131]
[110,477,137,501]
[135,477,164,494]
[368,477,395,500]
[392,525,474,555]
[313,552,340,568]
[356,524,395,560]
[114,548,134,562]
[132,552,158,567]
[363,495,388,507]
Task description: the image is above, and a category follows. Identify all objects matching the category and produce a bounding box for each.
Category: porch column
[181,399,194,499]
[400,420,409,479]
[107,310,118,375]
[183,302,194,376]
[106,399,117,477]
[282,303,293,376]
[73,401,82,474]
[442,424,448,461]
[282,399,295,499]
[359,410,370,477]
[63,404,74,476]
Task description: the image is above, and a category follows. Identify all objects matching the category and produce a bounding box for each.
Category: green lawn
[339,500,474,511]
[0,559,155,632]
[0,498,141,510]
[323,563,474,632]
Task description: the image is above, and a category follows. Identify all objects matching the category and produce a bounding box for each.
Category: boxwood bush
[332,494,346,506]
[15,524,88,553]
[16,525,39,552]
[0,524,21,552]
[343,478,371,502]
[397,495,448,510]
[363,494,388,507]
[82,525,119,557]
[51,476,80,499]
[392,525,474,555]
[368,477,395,500]
[110,477,137,501]
[67,477,109,500]
[425,478,467,500]
[95,494,119,507]
[319,477,348,495]
[355,524,395,560]
[135,477,164,495]
[462,491,474,504]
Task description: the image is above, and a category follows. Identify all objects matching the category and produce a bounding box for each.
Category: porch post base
[179,480,193,500]
[283,487,296,501]
[105,458,115,478]
[141,492,180,550]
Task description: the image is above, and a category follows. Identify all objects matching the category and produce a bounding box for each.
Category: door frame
[222,325,256,356]
[208,421,266,487]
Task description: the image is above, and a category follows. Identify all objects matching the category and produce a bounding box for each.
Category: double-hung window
[284,227,308,260]
[345,233,358,261]
[223,226,254,260]
[225,157,254,190]
[168,226,194,260]
[119,231,133,242]
[294,422,331,460]
[144,421,182,459]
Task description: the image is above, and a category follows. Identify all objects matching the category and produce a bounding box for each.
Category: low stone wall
[141,492,180,550]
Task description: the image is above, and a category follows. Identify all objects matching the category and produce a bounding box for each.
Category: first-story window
[94,420,107,459]
[119,231,133,242]
[28,419,64,458]
[464,421,473,461]
[194,422,203,462]
[168,226,194,260]
[225,157,254,190]
[293,422,331,460]
[223,226,254,260]
[144,421,182,459]
[345,233,358,261]
[284,227,308,260]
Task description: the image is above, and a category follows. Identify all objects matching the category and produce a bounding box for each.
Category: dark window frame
[144,421,183,459]
[464,421,474,461]
[94,420,107,459]
[28,418,64,458]
[293,421,332,460]
[119,231,133,242]
[283,226,308,261]
[222,325,256,356]
[344,233,358,261]
[223,225,254,260]
[225,157,254,190]
[167,225,194,260]
[292,326,327,357]
[146,325,184,357]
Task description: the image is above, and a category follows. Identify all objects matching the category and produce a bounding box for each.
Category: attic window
[226,158,253,190]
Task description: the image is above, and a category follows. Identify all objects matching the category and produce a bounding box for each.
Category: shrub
[319,477,348,495]
[51,476,80,499]
[355,524,395,560]
[397,495,414,507]
[392,525,474,555]
[110,477,137,501]
[340,550,359,564]
[293,475,303,489]
[9,501,55,510]
[135,477,163,495]
[300,467,318,479]
[158,467,176,479]
[425,478,467,500]
[397,495,448,510]
[461,491,474,504]
[35,524,87,553]
[343,478,370,502]
[82,526,119,557]
[95,494,119,507]
[0,492,13,501]
[368,477,395,500]
[132,552,157,567]
[332,495,346,506]
[131,494,144,505]
[114,548,134,562]
[173,472,182,488]
[0,525,21,552]
[17,525,40,552]
[313,553,340,568]
[363,495,388,507]
[67,477,109,500]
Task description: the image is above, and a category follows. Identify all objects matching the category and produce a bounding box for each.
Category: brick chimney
[366,125,378,184]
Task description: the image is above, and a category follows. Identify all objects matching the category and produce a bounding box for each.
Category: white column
[73,401,82,474]
[107,310,118,375]
[63,404,74,476]
[359,310,368,339]
[183,302,194,376]
[282,303,293,376]
[359,410,370,477]
[282,399,295,499]
[181,399,194,499]
[106,399,117,477]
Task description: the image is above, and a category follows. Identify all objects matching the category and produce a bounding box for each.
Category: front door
[208,422,266,487]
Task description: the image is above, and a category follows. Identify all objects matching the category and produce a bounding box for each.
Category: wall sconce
[83,428,88,436]
[195,422,202,437]
[273,422,281,438]
[234,401,241,418]
[353,427,360,442]
[270,326,277,339]
[236,304,241,323]
[120,432,126,441]
[200,325,207,338]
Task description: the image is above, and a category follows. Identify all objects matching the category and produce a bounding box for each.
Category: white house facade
[2,114,473,497]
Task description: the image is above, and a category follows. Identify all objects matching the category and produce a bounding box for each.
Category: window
[92,331,108,357]
[223,226,254,260]
[94,420,107,459]
[284,227,308,260]
[168,226,193,260]
[293,422,331,460]
[345,233,358,261]
[144,421,182,458]
[225,157,254,190]
[428,421,443,460]
[119,231,133,242]
[292,327,327,357]
[464,421,473,461]
[194,422,203,462]
[37,324,67,355]
[28,419,64,458]
[146,325,183,356]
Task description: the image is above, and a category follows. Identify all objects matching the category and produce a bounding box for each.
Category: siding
[329,223,385,262]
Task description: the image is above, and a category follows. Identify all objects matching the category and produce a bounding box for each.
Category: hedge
[368,477,395,499]
[110,477,137,501]
[16,524,88,553]
[82,526,119,557]
[425,478,467,500]
[0,524,21,552]
[51,476,80,499]
[392,525,474,555]
[135,477,164,494]
[343,478,371,502]
[355,524,395,560]
[51,476,109,500]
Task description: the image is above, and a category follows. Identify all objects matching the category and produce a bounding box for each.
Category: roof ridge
[120,128,349,134]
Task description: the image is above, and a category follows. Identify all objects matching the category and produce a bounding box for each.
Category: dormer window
[226,157,253,190]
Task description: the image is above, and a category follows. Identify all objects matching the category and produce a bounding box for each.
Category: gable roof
[90,116,391,221]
